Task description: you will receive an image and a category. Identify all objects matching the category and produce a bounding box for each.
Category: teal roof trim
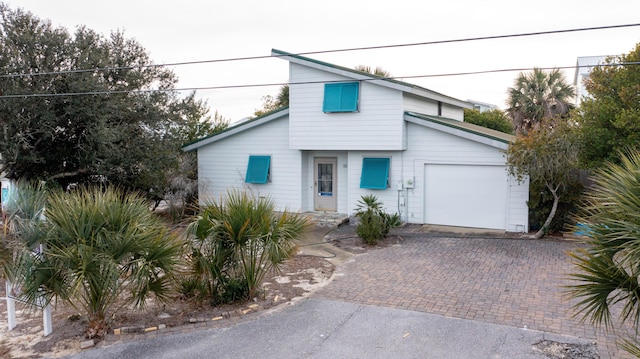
[405,112,514,144]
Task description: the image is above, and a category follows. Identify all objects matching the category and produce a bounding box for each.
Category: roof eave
[182,108,289,152]
[404,111,513,150]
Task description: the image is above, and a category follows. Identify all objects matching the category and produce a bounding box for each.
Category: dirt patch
[325,225,405,254]
[0,254,334,358]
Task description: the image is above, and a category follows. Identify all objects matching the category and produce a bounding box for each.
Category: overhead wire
[0,62,637,99]
[0,22,638,99]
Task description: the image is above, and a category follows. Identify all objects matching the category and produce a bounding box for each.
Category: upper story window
[323,82,359,113]
[245,155,271,184]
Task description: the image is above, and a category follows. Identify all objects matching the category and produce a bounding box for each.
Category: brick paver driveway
[316,228,632,359]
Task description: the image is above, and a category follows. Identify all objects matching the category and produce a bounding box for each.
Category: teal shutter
[360,158,390,189]
[245,155,270,184]
[323,82,359,112]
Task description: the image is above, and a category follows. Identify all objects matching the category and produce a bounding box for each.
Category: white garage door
[424,164,508,230]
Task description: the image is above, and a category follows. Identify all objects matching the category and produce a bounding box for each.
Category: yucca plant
[354,195,400,245]
[186,190,307,301]
[567,150,640,356]
[16,185,183,338]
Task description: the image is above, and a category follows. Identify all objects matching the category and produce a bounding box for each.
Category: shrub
[185,190,307,303]
[12,185,184,338]
[354,195,400,245]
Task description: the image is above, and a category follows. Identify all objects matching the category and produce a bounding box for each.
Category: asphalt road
[65,297,595,359]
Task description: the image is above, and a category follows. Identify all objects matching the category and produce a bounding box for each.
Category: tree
[463,109,514,134]
[11,184,183,338]
[506,118,580,239]
[0,5,209,199]
[253,85,289,118]
[354,65,391,77]
[567,150,640,356]
[577,43,640,168]
[507,68,575,134]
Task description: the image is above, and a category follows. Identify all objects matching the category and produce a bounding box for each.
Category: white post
[6,280,16,330]
[43,303,52,336]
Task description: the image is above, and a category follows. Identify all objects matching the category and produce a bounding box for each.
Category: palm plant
[1,180,48,282]
[186,190,307,301]
[354,195,400,245]
[567,150,640,355]
[16,185,183,338]
[507,68,575,134]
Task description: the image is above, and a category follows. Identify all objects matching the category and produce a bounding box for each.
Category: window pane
[318,163,333,195]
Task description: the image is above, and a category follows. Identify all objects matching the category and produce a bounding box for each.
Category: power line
[0,23,638,79]
[0,62,636,99]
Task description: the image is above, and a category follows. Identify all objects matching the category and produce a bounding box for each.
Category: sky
[6,0,640,123]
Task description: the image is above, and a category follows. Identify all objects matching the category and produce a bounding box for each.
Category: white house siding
[401,121,528,232]
[402,94,464,122]
[289,63,405,151]
[347,151,404,216]
[196,115,302,212]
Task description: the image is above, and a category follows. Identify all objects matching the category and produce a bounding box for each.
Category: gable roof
[405,112,514,150]
[182,107,289,152]
[272,49,472,109]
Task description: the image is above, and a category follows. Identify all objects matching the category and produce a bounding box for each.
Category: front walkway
[316,226,633,359]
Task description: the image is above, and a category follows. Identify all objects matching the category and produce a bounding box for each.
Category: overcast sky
[7,0,640,122]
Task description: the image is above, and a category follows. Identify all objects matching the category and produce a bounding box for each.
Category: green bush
[10,184,183,338]
[185,190,307,303]
[354,195,400,245]
[528,176,583,234]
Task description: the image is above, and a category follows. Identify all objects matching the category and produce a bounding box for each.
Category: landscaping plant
[185,190,307,303]
[11,185,184,338]
[567,150,640,356]
[354,195,400,245]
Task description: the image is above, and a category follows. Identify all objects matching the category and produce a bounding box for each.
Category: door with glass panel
[313,158,337,211]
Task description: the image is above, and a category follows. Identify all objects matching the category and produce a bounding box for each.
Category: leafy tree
[507,68,575,134]
[567,150,640,356]
[253,85,289,118]
[11,184,183,338]
[506,118,580,238]
[463,108,514,134]
[577,43,640,168]
[0,4,210,199]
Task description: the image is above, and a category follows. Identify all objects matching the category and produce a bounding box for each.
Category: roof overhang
[182,108,289,152]
[405,112,513,150]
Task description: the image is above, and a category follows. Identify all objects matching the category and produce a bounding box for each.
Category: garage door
[424,164,508,230]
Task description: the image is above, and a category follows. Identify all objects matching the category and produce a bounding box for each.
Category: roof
[272,49,472,109]
[182,107,289,152]
[404,112,514,150]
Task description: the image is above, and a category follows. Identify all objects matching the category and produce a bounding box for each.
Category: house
[574,55,615,106]
[183,49,529,232]
[466,99,498,113]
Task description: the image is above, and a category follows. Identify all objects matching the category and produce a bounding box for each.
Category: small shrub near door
[354,195,400,245]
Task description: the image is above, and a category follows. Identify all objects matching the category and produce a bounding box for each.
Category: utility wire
[0,23,638,79]
[0,62,637,99]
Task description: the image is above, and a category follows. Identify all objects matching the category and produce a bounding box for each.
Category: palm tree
[186,190,307,301]
[507,68,575,134]
[15,185,183,338]
[567,150,640,355]
[354,65,392,78]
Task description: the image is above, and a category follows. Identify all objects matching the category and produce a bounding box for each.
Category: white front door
[314,157,337,211]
